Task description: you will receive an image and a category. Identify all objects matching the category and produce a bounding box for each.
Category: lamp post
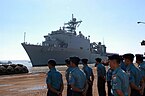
[137,21,145,24]
[137,21,145,45]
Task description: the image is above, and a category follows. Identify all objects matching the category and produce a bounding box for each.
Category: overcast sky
[0,0,145,60]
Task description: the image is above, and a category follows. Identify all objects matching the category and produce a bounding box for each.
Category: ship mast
[24,32,26,43]
[64,14,82,34]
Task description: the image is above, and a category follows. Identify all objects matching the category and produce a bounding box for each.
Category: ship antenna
[64,14,82,34]
[24,32,26,43]
[103,37,105,45]
[72,14,74,19]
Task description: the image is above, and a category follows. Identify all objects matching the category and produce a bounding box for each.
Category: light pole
[137,21,145,24]
[137,21,145,45]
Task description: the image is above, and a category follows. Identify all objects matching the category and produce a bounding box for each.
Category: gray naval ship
[22,15,108,66]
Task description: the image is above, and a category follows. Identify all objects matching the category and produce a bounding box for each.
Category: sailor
[109,54,129,96]
[119,55,126,71]
[106,66,113,96]
[82,58,94,96]
[65,59,73,96]
[69,56,88,96]
[123,53,144,96]
[136,54,145,95]
[95,58,106,96]
[46,59,64,96]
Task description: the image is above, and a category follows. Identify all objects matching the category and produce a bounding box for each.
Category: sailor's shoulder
[140,62,145,68]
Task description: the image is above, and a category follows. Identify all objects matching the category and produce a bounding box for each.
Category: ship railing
[23,42,42,46]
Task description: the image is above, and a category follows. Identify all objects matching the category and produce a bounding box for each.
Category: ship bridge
[42,14,90,51]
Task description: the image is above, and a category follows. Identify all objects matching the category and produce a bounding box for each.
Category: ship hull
[22,43,107,66]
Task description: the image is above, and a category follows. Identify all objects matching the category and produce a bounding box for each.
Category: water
[11,60,32,67]
[10,60,68,73]
[10,60,35,72]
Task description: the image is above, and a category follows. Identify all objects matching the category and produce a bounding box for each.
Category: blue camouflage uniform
[66,67,73,83]
[138,61,145,96]
[65,67,73,96]
[126,63,142,96]
[97,63,106,96]
[139,61,145,78]
[107,68,113,82]
[82,65,93,80]
[97,63,106,77]
[120,61,126,71]
[46,67,63,96]
[107,68,113,96]
[111,67,129,96]
[82,65,93,96]
[69,67,87,96]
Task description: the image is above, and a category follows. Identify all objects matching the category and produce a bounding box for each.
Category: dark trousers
[130,89,141,96]
[143,89,145,96]
[47,90,59,96]
[67,85,72,96]
[86,83,93,96]
[97,77,106,96]
[107,81,113,96]
[72,91,82,96]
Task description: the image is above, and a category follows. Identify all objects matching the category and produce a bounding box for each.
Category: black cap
[108,55,112,60]
[95,58,102,63]
[81,58,88,64]
[119,55,124,61]
[48,59,56,66]
[123,53,134,59]
[135,54,143,58]
[65,58,70,64]
[108,54,120,64]
[69,56,80,65]
[123,53,134,62]
[109,54,120,59]
[135,54,143,61]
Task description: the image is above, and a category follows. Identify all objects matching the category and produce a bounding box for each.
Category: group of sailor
[45,53,145,96]
[107,54,145,96]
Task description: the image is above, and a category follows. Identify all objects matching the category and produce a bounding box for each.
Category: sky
[0,0,145,60]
